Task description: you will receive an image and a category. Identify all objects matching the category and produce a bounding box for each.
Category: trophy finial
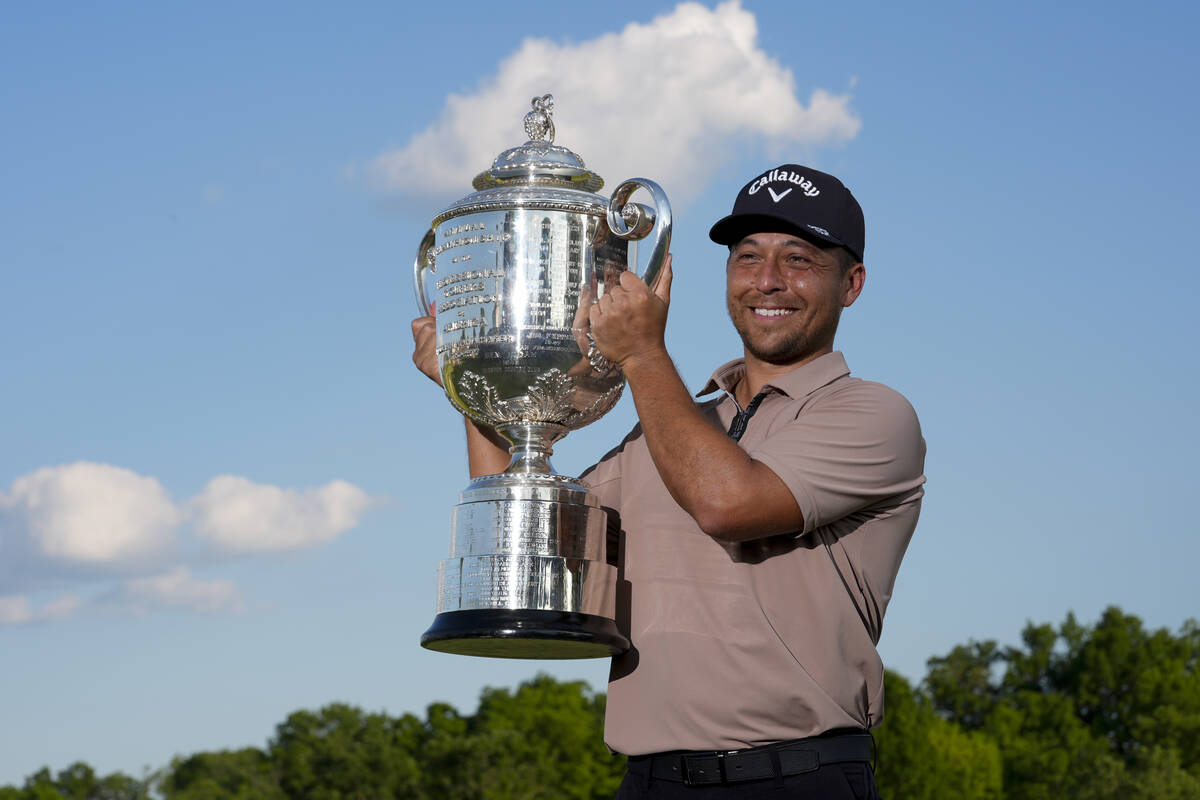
[472,92,601,191]
[523,94,556,143]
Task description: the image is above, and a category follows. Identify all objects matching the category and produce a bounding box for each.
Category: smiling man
[582,164,927,799]
[411,163,925,799]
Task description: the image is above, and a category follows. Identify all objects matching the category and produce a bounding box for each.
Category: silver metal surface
[449,498,606,560]
[415,95,670,652]
[413,94,673,469]
[436,555,618,615]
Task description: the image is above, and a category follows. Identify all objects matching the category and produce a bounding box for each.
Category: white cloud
[109,568,243,614]
[1,464,374,622]
[1,573,240,624]
[0,462,179,565]
[41,593,83,619]
[0,595,31,625]
[369,0,860,204]
[0,593,82,626]
[190,476,371,553]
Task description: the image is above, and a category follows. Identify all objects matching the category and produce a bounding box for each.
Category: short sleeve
[749,382,926,534]
[578,422,644,513]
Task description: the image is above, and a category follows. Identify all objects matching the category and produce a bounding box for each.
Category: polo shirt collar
[697,351,851,400]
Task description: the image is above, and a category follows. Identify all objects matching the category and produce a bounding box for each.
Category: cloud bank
[102,568,244,615]
[0,593,80,625]
[192,476,370,553]
[369,0,860,203]
[0,462,374,625]
[1,462,179,565]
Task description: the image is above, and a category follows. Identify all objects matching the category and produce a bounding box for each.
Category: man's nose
[754,257,786,292]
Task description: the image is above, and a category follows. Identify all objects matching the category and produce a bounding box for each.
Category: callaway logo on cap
[708,163,865,262]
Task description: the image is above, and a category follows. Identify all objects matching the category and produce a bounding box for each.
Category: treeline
[5,606,1198,799]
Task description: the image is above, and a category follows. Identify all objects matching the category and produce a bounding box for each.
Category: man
[413,164,925,798]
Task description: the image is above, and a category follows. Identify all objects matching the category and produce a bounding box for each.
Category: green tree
[14,616,1197,800]
[158,748,284,800]
[471,674,624,799]
[0,765,147,800]
[268,704,424,799]
[1052,609,1200,766]
[1114,745,1200,799]
[924,640,1003,731]
[873,670,1002,799]
[982,690,1128,799]
[419,674,623,800]
[925,607,1200,799]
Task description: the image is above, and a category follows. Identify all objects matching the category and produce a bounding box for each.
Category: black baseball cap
[709,164,865,262]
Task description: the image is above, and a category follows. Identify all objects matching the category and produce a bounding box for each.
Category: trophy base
[421,608,629,659]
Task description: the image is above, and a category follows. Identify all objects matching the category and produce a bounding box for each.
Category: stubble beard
[727,298,840,366]
[727,300,806,365]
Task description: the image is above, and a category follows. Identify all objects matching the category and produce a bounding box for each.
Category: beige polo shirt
[581,351,925,755]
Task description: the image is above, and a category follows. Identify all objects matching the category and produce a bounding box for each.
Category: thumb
[654,253,673,305]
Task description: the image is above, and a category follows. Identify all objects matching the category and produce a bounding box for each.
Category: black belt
[630,733,874,786]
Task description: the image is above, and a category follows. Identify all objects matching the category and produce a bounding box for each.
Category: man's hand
[411,308,510,476]
[588,254,673,371]
[411,310,442,387]
[585,252,804,541]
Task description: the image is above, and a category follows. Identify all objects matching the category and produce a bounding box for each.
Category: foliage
[4,607,1198,798]
[157,675,622,800]
[414,675,624,799]
[157,748,285,800]
[0,763,148,800]
[926,606,1200,799]
[873,671,1003,799]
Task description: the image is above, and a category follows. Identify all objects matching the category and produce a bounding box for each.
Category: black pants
[615,757,880,799]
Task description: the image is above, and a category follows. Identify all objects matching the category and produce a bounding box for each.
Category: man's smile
[751,307,797,318]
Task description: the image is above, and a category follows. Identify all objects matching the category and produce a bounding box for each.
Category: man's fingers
[411,315,443,386]
[613,258,672,305]
[654,254,673,305]
[411,316,432,337]
[619,269,640,286]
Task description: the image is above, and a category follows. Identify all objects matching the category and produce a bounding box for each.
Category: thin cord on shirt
[727,392,768,442]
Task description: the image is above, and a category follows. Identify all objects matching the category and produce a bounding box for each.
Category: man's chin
[744,341,807,365]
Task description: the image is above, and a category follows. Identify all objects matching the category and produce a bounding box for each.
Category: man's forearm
[621,349,802,541]
[466,418,511,478]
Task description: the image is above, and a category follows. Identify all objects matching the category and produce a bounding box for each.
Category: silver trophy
[413,94,671,658]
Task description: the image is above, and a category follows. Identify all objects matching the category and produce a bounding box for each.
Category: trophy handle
[606,178,673,290]
[413,228,436,316]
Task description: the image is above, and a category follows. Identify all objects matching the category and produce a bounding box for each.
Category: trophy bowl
[413,95,671,658]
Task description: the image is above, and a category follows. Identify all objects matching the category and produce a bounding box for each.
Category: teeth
[754,308,793,317]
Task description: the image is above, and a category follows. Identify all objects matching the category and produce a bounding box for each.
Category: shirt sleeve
[749,382,926,535]
[578,422,644,513]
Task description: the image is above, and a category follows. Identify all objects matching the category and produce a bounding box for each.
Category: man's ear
[843,263,866,308]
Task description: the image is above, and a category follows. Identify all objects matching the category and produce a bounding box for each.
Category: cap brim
[709,213,847,251]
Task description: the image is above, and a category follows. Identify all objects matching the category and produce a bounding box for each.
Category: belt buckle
[680,752,725,785]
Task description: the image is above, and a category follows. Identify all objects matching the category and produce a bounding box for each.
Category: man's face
[725,232,864,367]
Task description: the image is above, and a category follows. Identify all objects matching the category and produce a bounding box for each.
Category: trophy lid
[470,94,604,193]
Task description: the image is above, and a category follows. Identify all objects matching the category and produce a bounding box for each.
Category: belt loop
[642,758,653,790]
[869,730,877,774]
[768,747,784,788]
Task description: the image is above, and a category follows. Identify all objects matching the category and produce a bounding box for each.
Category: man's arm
[411,315,510,478]
[588,258,803,541]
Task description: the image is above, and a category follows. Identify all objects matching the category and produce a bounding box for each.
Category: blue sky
[2,0,1197,785]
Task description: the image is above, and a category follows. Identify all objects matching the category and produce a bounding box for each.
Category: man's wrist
[620,346,675,384]
[467,417,506,442]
